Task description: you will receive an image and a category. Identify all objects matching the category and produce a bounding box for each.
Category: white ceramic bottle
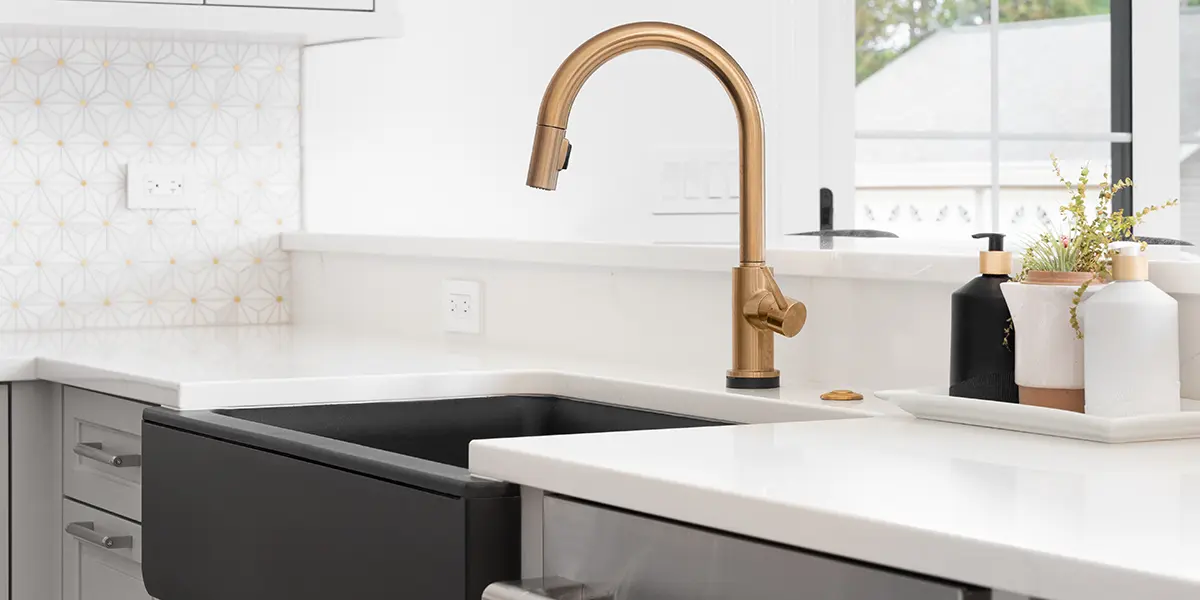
[1081,242,1180,417]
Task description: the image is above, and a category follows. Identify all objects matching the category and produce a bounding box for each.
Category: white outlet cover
[127,162,199,210]
[443,279,482,334]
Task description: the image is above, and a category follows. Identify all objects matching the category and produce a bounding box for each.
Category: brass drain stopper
[821,389,864,401]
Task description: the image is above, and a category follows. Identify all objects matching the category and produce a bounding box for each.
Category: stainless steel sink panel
[535,495,990,600]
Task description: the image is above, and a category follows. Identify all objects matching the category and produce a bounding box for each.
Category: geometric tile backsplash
[0,35,300,330]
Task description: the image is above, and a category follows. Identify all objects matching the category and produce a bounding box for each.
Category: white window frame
[803,0,1180,242]
[1131,0,1181,239]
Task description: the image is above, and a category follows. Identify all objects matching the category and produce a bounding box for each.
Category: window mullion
[1112,0,1134,219]
[990,0,1001,233]
[817,0,856,232]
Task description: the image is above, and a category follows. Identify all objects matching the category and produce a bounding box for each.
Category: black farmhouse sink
[142,396,723,600]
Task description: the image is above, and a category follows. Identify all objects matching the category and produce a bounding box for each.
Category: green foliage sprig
[1015,154,1178,338]
[1018,229,1079,274]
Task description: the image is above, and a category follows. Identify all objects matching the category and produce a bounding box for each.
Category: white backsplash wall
[0,35,300,331]
[290,251,960,392]
[291,251,1200,398]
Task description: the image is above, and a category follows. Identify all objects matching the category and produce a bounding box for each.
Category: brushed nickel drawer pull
[65,521,133,550]
[73,442,142,468]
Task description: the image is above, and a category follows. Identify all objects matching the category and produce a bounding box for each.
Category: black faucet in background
[820,187,834,233]
[789,188,899,248]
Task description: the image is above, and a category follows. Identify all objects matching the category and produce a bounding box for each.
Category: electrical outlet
[127,162,199,210]
[147,177,184,197]
[443,280,482,334]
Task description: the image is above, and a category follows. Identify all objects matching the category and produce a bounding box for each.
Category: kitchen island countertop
[471,415,1200,600]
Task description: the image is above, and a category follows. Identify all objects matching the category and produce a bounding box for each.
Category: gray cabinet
[531,495,988,600]
[62,498,152,600]
[62,388,147,522]
[61,389,154,600]
[0,383,10,599]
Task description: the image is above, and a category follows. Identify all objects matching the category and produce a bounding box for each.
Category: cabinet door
[63,499,152,600]
[12,382,61,600]
[0,384,9,600]
[62,387,146,521]
[206,0,373,9]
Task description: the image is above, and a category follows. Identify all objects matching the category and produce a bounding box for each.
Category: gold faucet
[525,22,805,389]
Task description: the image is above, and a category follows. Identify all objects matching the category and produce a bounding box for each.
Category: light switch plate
[653,147,739,216]
[126,162,199,210]
[443,280,482,334]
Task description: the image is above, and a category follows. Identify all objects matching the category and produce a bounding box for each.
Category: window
[847,0,1133,242]
[1180,1,1200,246]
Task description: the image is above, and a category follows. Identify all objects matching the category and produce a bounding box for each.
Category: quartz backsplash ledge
[0,34,301,331]
[282,232,1200,291]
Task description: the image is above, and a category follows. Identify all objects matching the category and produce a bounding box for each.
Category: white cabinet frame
[208,0,373,9]
[7,0,401,46]
[1129,0,1182,239]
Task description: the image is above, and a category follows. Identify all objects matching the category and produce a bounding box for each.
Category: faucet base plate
[726,375,780,390]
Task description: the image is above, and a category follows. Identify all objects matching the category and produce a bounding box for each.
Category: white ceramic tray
[875,387,1200,443]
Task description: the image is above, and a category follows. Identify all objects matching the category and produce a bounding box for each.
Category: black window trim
[1112,0,1134,219]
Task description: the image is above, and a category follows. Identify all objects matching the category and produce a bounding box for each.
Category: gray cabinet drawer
[63,498,152,600]
[540,496,987,600]
[62,388,147,522]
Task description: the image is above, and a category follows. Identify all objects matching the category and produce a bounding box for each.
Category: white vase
[1000,272,1104,412]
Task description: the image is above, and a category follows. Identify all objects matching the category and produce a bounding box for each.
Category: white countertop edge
[173,369,884,421]
[0,326,896,417]
[36,358,182,406]
[0,356,38,381]
[469,438,1197,600]
[281,232,1200,293]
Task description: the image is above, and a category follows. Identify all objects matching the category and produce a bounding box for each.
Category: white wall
[291,250,957,392]
[302,0,819,244]
[292,250,1200,398]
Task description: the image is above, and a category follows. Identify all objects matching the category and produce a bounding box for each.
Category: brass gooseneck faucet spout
[526,22,805,389]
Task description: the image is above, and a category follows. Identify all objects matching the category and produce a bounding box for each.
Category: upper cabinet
[208,0,375,8]
[0,0,400,46]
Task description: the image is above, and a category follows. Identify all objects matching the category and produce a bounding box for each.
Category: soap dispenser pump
[1081,242,1180,417]
[950,233,1017,402]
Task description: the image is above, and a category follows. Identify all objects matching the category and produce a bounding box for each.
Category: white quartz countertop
[0,325,894,422]
[470,416,1200,600]
[15,324,1194,600]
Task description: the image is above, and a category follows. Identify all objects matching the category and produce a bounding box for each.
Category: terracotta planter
[1000,271,1104,413]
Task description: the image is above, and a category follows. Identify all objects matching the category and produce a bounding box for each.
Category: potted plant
[1001,156,1177,412]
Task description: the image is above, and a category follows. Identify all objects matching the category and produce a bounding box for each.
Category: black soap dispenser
[950,233,1018,403]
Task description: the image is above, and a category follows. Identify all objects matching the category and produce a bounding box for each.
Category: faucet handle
[559,139,573,170]
[744,290,806,338]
